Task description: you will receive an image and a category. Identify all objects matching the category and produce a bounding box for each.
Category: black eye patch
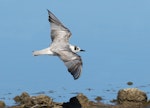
[74,46,78,50]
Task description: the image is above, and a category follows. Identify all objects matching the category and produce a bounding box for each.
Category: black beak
[80,49,85,52]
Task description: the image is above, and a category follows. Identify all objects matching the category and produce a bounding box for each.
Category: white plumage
[33,10,84,80]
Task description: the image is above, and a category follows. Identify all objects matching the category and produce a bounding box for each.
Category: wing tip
[47,9,61,24]
[68,64,82,80]
[73,75,80,80]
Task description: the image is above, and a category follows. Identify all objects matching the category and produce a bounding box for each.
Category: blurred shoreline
[1,88,150,108]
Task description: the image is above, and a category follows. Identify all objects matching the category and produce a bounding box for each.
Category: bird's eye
[74,46,78,50]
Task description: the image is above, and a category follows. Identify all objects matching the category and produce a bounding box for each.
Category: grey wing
[58,50,83,80]
[47,9,71,42]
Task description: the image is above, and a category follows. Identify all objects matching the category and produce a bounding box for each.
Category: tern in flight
[33,10,84,80]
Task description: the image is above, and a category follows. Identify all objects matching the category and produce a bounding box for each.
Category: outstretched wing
[58,50,83,80]
[47,9,71,42]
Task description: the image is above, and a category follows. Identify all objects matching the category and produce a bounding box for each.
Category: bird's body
[33,10,84,80]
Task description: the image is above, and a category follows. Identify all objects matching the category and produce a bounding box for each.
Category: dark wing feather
[58,50,83,80]
[47,9,71,41]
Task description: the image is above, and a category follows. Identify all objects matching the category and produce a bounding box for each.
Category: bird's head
[69,45,85,53]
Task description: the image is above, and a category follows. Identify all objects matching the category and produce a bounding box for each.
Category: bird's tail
[32,47,53,56]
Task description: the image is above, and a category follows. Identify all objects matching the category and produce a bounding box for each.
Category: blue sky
[0,0,150,104]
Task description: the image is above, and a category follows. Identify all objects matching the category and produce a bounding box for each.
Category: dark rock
[4,88,150,108]
[63,93,112,108]
[14,92,30,104]
[74,93,89,106]
[117,88,147,104]
[63,93,85,108]
[127,81,133,86]
[13,92,54,108]
[0,101,5,108]
[95,96,103,102]
[31,95,52,105]
[13,92,33,107]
